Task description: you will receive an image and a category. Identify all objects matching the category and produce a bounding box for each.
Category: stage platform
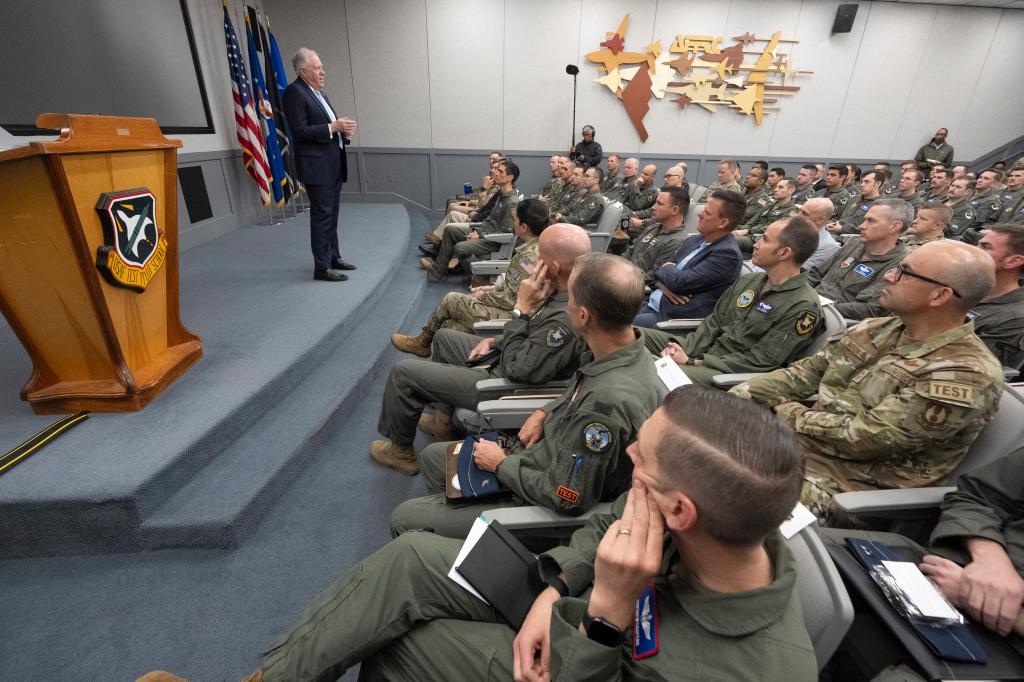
[0,203,428,559]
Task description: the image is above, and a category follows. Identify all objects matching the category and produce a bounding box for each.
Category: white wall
[5,0,1022,162]
[259,0,1024,162]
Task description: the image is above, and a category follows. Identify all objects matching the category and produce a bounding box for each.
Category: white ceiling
[881,0,1024,8]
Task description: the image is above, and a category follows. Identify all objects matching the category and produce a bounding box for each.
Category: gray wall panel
[362,152,432,207]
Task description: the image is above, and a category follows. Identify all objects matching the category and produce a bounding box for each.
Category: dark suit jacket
[651,233,742,318]
[283,78,349,186]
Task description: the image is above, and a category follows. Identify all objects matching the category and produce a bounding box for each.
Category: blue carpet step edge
[138,260,427,551]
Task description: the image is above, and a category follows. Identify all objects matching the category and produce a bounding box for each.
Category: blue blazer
[651,234,742,318]
[283,79,349,186]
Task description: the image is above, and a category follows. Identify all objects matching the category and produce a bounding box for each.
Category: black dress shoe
[418,244,439,258]
[314,269,349,282]
[331,258,357,271]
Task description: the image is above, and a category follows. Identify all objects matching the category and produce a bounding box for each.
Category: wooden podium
[0,114,202,414]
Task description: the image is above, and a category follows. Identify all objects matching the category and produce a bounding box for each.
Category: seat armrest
[655,319,702,332]
[484,503,614,531]
[470,260,510,275]
[712,373,766,387]
[831,488,955,515]
[473,319,510,334]
[476,398,550,429]
[486,232,515,243]
[475,378,569,396]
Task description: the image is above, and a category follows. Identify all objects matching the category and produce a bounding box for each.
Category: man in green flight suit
[137,388,815,682]
[554,166,604,227]
[624,187,691,284]
[389,253,663,539]
[735,178,798,254]
[829,170,884,235]
[373,223,592,475]
[732,239,1004,517]
[697,158,743,204]
[944,177,979,240]
[815,164,851,219]
[643,215,823,386]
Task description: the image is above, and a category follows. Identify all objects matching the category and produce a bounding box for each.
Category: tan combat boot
[391,327,433,357]
[370,440,419,476]
[418,411,454,441]
[425,232,441,246]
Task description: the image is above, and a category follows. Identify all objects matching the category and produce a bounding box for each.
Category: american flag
[223,5,271,205]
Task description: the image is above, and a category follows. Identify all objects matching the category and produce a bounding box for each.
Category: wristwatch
[584,612,625,648]
[511,308,530,320]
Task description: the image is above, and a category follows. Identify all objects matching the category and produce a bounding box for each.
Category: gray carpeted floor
[0,209,465,681]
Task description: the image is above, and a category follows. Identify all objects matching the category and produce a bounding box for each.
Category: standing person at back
[284,48,357,282]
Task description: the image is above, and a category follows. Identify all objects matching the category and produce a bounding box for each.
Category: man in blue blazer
[634,190,746,327]
[284,48,357,282]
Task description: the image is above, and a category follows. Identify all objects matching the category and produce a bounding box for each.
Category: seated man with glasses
[731,240,1005,517]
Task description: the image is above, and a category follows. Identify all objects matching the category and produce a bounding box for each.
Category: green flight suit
[970,286,1024,371]
[837,194,879,234]
[434,188,522,275]
[894,191,924,214]
[736,200,797,253]
[697,179,743,204]
[389,335,662,539]
[814,186,851,219]
[260,494,817,682]
[563,189,604,227]
[743,186,771,222]
[915,141,954,170]
[541,495,818,681]
[601,172,624,202]
[993,188,1024,224]
[640,271,823,386]
[945,198,978,240]
[553,187,585,217]
[730,317,1004,516]
[968,189,1003,225]
[792,182,816,205]
[619,177,640,208]
[625,222,690,284]
[626,183,659,213]
[808,236,906,320]
[920,189,949,207]
[378,291,585,447]
[929,448,1024,571]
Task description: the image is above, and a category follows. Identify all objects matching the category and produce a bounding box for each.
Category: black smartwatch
[584,612,625,648]
[511,308,530,321]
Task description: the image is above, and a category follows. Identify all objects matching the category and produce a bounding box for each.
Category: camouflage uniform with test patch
[389,334,661,539]
[730,316,1004,516]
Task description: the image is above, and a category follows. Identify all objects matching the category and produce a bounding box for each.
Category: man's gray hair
[875,198,914,232]
[292,47,315,73]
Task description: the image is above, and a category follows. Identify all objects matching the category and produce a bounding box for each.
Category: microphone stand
[566,64,579,156]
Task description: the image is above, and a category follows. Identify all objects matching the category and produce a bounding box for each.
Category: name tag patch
[633,584,659,660]
[853,264,875,278]
[755,300,774,314]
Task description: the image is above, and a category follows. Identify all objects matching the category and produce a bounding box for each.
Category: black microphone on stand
[566,64,580,157]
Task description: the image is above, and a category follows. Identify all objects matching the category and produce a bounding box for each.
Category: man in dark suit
[633,189,746,327]
[284,47,358,282]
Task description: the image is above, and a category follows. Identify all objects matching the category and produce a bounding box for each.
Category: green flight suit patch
[583,422,612,453]
[736,289,756,308]
[796,311,818,335]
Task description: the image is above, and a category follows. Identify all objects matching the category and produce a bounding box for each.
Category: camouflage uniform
[901,233,943,254]
[969,286,1024,371]
[433,188,523,276]
[944,198,978,240]
[640,270,822,386]
[625,222,690,284]
[814,187,851,220]
[730,316,1004,516]
[539,176,562,202]
[837,194,879,234]
[743,186,772,222]
[423,239,540,334]
[808,236,906,320]
[697,179,743,204]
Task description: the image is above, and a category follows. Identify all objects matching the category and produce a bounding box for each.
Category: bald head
[539,223,592,289]
[917,241,994,310]
[800,197,834,228]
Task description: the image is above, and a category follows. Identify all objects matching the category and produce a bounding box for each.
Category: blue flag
[244,14,287,206]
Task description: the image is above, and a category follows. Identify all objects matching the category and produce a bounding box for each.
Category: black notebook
[456,520,547,629]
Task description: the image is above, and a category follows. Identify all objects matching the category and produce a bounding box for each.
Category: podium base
[24,339,203,414]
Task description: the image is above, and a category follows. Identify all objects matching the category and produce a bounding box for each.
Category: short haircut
[516,198,550,237]
[958,178,977,192]
[570,254,644,331]
[499,158,520,183]
[800,163,817,173]
[719,158,740,172]
[490,151,504,159]
[848,164,862,181]
[775,178,795,193]
[901,160,917,168]
[875,169,892,182]
[904,169,924,183]
[710,189,746,229]
[754,160,769,172]
[919,204,951,226]
[987,223,1024,257]
[588,166,605,184]
[981,168,1004,182]
[607,153,620,162]
[661,186,690,214]
[874,198,914,231]
[656,387,804,546]
[875,161,891,169]
[862,170,881,184]
[934,168,953,181]
[827,164,848,178]
[777,215,819,266]
[769,167,786,178]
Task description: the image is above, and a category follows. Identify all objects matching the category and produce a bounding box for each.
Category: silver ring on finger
[618,529,631,536]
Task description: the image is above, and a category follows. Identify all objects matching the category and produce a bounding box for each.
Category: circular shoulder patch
[736,289,756,308]
[582,422,612,453]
